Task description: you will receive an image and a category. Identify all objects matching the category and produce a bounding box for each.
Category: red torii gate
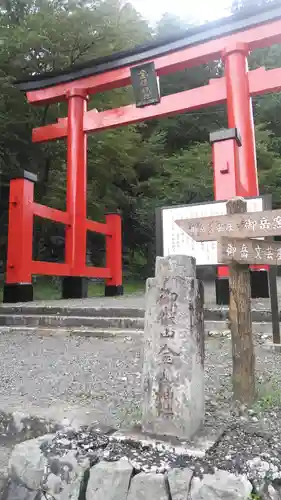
[4,4,281,302]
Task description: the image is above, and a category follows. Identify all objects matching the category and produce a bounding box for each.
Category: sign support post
[176,195,281,402]
[226,197,255,404]
[268,261,280,345]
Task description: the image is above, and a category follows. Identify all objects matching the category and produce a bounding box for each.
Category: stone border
[4,427,281,500]
[6,434,253,500]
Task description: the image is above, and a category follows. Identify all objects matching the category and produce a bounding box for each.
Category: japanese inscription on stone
[161,327,175,338]
[157,370,174,417]
[157,287,179,416]
[158,288,178,326]
[176,209,281,241]
[159,344,178,365]
[218,237,281,265]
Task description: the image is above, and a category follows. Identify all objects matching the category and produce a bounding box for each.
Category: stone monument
[142,255,205,439]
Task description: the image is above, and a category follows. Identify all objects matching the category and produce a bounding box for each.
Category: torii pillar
[212,43,268,304]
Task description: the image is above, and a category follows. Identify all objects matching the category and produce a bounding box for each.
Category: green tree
[0,0,154,270]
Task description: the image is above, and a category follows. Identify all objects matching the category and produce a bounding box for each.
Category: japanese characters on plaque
[156,286,179,417]
[186,213,281,238]
[138,68,153,103]
[130,62,160,108]
[161,197,264,265]
[225,241,281,262]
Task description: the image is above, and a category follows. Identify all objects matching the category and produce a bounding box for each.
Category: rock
[246,457,279,492]
[12,412,26,433]
[45,473,62,494]
[167,468,193,500]
[268,483,281,500]
[86,459,133,500]
[58,452,79,483]
[59,472,85,500]
[67,457,89,500]
[46,456,90,500]
[127,472,169,500]
[0,477,8,500]
[3,480,39,500]
[190,470,252,499]
[49,458,61,475]
[8,437,48,490]
[142,255,205,439]
[260,481,281,500]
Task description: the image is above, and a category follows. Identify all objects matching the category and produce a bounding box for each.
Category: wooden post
[268,265,280,344]
[226,197,255,404]
[266,233,280,345]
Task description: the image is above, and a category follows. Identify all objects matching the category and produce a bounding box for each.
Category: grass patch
[0,277,145,301]
[253,377,281,413]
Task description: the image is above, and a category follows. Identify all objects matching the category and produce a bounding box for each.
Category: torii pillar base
[215,270,269,305]
[3,283,33,303]
[62,277,88,299]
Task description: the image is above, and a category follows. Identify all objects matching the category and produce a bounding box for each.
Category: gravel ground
[2,330,281,493]
[0,331,143,427]
[0,330,281,431]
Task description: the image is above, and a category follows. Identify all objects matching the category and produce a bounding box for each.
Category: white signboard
[162,197,264,265]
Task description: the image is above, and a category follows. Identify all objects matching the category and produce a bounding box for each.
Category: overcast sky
[131,0,232,25]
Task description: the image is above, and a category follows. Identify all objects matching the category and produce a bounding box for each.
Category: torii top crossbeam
[13,2,281,151]
[16,3,281,102]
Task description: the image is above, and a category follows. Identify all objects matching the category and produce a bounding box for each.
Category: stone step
[0,305,276,322]
[0,305,144,318]
[205,320,274,336]
[0,314,144,329]
[0,321,275,338]
[0,326,142,338]
[203,307,273,322]
[0,313,276,334]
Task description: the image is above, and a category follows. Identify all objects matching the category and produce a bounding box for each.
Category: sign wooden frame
[176,195,280,346]
[176,208,281,242]
[156,195,271,266]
